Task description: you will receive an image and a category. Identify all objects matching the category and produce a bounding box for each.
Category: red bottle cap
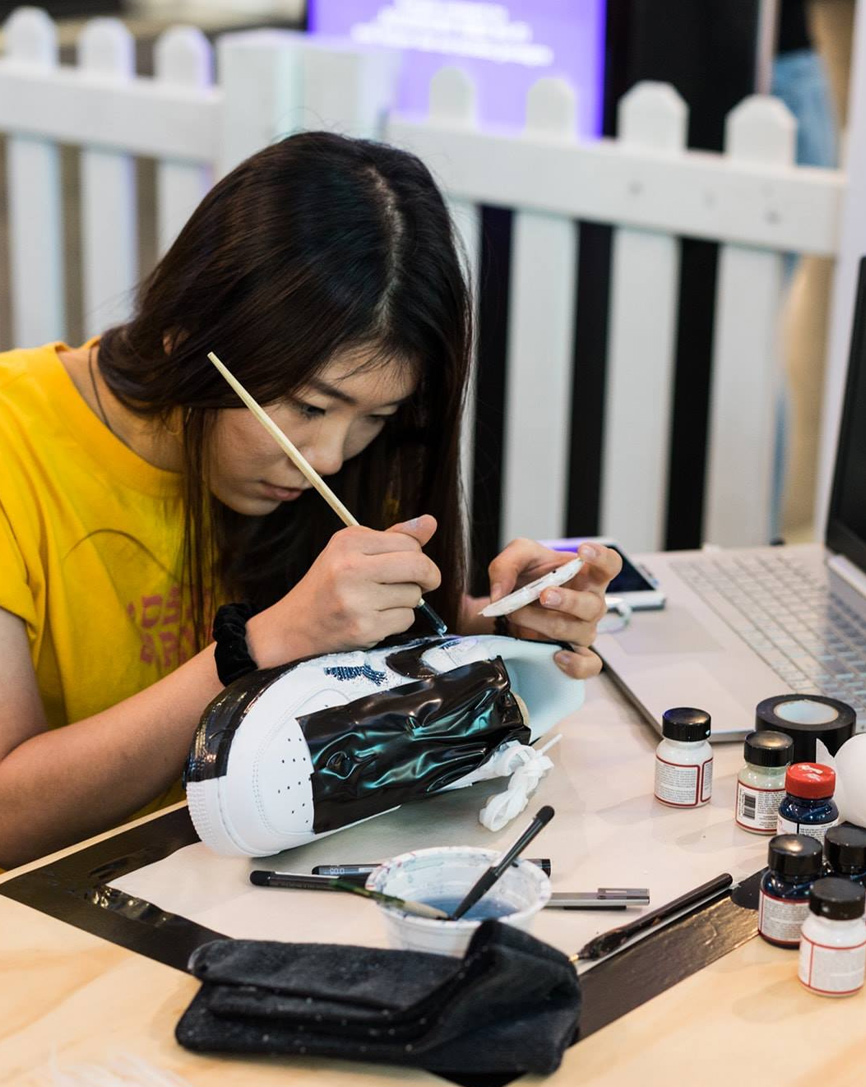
[785,762,836,799]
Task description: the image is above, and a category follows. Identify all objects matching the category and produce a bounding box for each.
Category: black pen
[249,870,447,919]
[250,871,345,892]
[311,858,553,881]
[570,872,733,962]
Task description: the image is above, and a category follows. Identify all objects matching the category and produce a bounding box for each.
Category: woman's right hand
[248,515,442,666]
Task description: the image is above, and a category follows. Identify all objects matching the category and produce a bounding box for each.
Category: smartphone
[540,536,666,610]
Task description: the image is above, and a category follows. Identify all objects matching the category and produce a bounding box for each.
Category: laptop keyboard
[672,552,866,726]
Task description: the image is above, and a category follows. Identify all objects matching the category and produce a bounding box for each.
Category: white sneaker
[186,635,580,857]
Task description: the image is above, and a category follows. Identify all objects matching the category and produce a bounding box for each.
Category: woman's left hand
[486,540,623,679]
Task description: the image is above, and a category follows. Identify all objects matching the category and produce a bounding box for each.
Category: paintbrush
[331,879,450,919]
[206,350,447,636]
[569,871,733,962]
[449,805,555,920]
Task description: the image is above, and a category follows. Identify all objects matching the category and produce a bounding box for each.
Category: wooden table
[2,674,864,1087]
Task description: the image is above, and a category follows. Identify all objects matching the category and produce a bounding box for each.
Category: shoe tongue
[420,637,490,674]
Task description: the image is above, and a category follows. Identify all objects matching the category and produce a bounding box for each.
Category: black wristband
[213,602,257,686]
[494,615,511,637]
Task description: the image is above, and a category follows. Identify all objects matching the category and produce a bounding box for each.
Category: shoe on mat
[185,634,580,857]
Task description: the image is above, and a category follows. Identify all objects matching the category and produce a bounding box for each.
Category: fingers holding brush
[249,521,442,664]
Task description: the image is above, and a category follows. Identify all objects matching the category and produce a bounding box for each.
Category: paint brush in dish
[330,879,450,919]
[449,805,555,920]
[207,350,447,636]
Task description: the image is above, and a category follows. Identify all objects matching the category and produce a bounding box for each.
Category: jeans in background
[770,48,838,540]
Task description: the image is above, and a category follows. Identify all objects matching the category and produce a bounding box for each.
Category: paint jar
[798,877,866,997]
[758,834,824,948]
[824,824,866,887]
[777,763,840,843]
[735,730,794,834]
[654,707,713,808]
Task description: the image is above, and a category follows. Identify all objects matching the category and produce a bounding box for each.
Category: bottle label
[736,782,786,832]
[700,756,713,803]
[655,756,700,806]
[776,814,839,843]
[758,889,810,946]
[798,932,866,995]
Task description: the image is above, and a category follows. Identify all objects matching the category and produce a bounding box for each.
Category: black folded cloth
[175,920,581,1077]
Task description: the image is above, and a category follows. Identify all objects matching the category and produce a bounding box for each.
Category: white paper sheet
[111,681,769,959]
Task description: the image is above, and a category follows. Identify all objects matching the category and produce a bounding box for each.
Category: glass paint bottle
[758,834,824,948]
[654,707,713,808]
[735,730,793,834]
[798,877,866,997]
[824,824,866,887]
[777,763,839,843]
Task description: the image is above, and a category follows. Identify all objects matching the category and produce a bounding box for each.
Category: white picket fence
[0,9,402,337]
[0,6,849,552]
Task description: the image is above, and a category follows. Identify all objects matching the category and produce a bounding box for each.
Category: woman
[0,132,620,868]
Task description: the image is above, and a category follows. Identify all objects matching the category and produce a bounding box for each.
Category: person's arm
[0,516,441,869]
[0,605,231,868]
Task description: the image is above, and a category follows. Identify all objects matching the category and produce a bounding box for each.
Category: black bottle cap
[767,834,824,879]
[744,729,794,768]
[825,824,866,874]
[809,877,866,920]
[662,707,711,742]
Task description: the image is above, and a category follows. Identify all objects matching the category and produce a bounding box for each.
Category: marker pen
[311,858,552,880]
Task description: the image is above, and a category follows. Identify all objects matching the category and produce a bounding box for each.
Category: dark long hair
[98,132,471,649]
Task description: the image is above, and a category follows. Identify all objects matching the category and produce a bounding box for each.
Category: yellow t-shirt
[0,343,193,795]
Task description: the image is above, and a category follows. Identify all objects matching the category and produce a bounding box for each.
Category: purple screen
[307,0,607,137]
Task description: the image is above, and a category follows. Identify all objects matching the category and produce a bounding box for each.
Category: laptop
[593,256,866,742]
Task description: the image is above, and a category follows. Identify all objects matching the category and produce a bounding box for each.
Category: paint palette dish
[420,896,515,921]
[366,845,551,957]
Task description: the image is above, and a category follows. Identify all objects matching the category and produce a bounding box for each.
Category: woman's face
[207,348,419,515]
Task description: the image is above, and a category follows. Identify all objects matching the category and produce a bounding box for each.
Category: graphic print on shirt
[66,527,198,673]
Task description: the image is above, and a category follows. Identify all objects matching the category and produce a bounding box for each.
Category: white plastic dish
[366,845,551,957]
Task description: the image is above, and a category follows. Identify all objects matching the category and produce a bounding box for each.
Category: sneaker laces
[475,734,562,832]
